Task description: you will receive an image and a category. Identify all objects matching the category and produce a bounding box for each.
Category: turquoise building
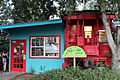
[0,19,64,73]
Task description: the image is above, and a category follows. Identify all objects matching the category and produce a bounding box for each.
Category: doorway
[11,40,26,72]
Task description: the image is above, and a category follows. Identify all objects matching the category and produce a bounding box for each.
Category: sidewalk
[0,72,24,80]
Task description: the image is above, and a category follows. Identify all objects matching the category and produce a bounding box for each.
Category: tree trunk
[101,8,120,70]
[101,12,116,55]
[112,46,120,70]
[96,0,120,71]
[111,21,120,70]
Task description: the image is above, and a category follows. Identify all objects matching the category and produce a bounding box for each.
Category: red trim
[29,35,61,59]
[10,40,26,72]
[63,14,115,20]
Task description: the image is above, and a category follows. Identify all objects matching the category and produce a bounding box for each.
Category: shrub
[30,67,120,80]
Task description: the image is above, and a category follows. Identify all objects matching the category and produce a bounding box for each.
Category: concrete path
[0,72,24,80]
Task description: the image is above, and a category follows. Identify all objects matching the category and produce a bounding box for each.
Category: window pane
[32,48,36,56]
[99,31,107,42]
[14,64,17,68]
[20,64,23,68]
[45,37,59,56]
[32,38,36,46]
[36,47,44,56]
[32,47,44,56]
[85,31,92,38]
[36,38,44,46]
[84,26,92,31]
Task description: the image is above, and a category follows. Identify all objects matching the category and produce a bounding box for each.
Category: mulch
[9,73,36,80]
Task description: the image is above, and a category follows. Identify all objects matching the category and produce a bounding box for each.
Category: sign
[63,46,87,68]
[63,46,87,58]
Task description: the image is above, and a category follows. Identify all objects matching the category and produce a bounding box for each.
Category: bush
[30,67,120,80]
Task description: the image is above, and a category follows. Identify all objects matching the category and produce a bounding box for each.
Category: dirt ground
[9,73,36,80]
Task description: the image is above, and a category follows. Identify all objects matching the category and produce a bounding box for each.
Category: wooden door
[11,40,26,72]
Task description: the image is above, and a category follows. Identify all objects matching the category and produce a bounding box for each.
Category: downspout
[1,29,3,32]
[0,26,3,32]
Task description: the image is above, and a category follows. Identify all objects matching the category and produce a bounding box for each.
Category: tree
[56,0,76,16]
[0,0,11,53]
[97,0,120,70]
[0,32,9,52]
[12,0,58,23]
[0,0,13,25]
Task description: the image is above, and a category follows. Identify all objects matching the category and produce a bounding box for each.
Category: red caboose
[62,10,115,68]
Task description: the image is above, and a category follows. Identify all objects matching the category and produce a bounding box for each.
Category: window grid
[30,36,60,58]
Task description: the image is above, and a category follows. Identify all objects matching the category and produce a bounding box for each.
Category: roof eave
[0,19,62,30]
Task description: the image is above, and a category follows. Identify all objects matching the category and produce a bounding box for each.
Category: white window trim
[29,36,60,58]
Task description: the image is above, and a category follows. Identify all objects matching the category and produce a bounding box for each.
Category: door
[11,40,26,72]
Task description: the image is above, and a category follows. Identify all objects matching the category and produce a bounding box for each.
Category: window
[84,26,92,38]
[30,36,60,58]
[99,30,107,42]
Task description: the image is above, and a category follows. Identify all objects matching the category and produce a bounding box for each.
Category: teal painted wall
[6,23,64,73]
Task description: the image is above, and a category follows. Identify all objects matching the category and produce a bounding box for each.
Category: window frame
[98,30,107,43]
[29,35,60,58]
[84,26,92,38]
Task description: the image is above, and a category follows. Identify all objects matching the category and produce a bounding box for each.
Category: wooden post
[73,57,76,68]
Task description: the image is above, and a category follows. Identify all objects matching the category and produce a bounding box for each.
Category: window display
[84,26,92,38]
[30,36,60,58]
[99,30,107,42]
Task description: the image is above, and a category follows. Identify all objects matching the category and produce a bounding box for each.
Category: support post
[0,29,3,32]
[73,57,76,68]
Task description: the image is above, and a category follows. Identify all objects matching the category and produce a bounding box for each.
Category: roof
[0,19,62,30]
[65,10,115,16]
